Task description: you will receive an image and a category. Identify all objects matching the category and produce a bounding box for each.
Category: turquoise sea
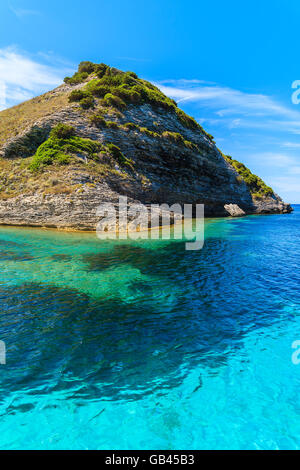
[0,206,299,449]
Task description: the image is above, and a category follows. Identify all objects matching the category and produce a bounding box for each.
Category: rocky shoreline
[0,188,292,232]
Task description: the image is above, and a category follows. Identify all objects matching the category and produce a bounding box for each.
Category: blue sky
[0,0,300,202]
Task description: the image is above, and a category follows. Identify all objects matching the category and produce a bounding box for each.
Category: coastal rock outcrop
[0,62,292,230]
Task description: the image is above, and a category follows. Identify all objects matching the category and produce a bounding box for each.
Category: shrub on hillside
[50,123,75,139]
[30,133,101,171]
[106,121,119,129]
[64,72,89,85]
[29,149,71,171]
[95,63,108,79]
[123,122,139,130]
[106,143,132,168]
[78,61,96,74]
[162,131,185,144]
[68,90,87,102]
[140,127,159,138]
[101,93,126,110]
[89,115,106,128]
[86,81,110,98]
[80,96,94,109]
[126,71,138,79]
[113,86,141,104]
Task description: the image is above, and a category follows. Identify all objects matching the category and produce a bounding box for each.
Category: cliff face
[0,62,292,230]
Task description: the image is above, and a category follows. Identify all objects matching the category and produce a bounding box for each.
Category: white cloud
[156,80,300,131]
[289,167,300,175]
[249,152,297,168]
[0,47,72,110]
[281,142,300,148]
[271,176,300,195]
[10,6,41,18]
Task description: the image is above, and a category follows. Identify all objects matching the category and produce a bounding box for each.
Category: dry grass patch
[0,89,70,147]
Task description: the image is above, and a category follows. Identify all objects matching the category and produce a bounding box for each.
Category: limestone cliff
[0,62,292,230]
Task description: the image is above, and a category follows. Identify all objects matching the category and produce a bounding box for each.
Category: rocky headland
[0,61,292,230]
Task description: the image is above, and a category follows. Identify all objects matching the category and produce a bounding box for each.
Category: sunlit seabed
[0,207,299,449]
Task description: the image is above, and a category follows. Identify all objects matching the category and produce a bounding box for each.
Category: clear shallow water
[0,207,299,449]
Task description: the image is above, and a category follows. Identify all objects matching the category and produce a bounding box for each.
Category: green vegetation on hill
[30,124,133,171]
[89,115,199,151]
[224,154,274,197]
[29,124,100,171]
[65,62,214,141]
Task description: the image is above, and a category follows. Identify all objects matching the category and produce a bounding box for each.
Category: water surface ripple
[0,208,299,449]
